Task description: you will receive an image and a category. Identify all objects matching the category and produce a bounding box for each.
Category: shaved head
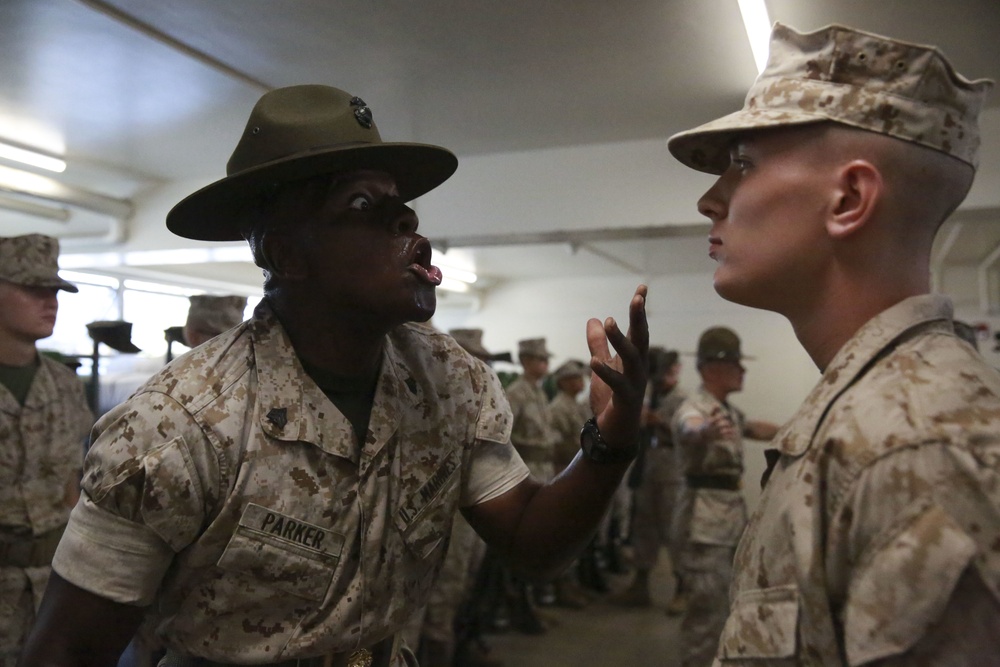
[817,124,975,234]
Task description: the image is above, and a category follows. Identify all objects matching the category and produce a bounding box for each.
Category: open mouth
[408,238,443,286]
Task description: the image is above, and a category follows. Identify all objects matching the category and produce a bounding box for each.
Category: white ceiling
[1,0,999,294]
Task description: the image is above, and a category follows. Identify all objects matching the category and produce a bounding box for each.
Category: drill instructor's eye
[348,194,372,211]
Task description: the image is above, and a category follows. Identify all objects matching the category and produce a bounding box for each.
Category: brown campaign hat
[696,326,751,365]
[668,23,994,174]
[518,337,552,359]
[0,234,78,293]
[185,295,248,337]
[167,85,459,241]
[86,321,142,354]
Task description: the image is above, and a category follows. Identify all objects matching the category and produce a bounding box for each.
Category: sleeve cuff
[52,497,175,606]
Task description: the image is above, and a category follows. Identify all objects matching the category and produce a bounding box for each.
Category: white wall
[433,271,819,511]
[83,107,1000,511]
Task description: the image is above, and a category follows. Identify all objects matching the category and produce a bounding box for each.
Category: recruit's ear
[826,159,883,240]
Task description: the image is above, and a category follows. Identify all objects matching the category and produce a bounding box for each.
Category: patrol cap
[0,234,78,293]
[518,338,552,359]
[185,295,247,337]
[668,22,995,174]
[166,85,459,241]
[696,326,751,366]
[449,328,512,363]
[86,320,141,354]
[554,359,588,382]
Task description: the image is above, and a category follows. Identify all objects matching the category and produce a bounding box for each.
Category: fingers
[585,317,611,361]
[625,285,649,353]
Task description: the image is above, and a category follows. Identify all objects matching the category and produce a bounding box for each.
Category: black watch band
[579,417,637,464]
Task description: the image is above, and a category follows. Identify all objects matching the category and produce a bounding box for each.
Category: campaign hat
[449,328,512,363]
[167,85,458,241]
[86,320,142,354]
[696,326,751,366]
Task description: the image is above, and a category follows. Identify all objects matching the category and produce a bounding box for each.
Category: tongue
[413,264,443,286]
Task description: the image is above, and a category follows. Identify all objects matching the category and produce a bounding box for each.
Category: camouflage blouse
[54,301,526,662]
[716,295,1000,665]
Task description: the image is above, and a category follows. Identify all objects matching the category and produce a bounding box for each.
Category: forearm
[19,572,143,667]
[675,417,711,468]
[745,419,779,441]
[472,452,630,580]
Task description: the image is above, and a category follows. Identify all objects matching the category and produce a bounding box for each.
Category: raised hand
[585,284,649,451]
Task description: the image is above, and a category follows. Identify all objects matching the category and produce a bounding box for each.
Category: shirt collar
[250,300,416,464]
[773,294,954,457]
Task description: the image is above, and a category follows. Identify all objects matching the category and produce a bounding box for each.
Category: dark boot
[508,583,546,635]
[610,569,651,607]
[418,637,452,667]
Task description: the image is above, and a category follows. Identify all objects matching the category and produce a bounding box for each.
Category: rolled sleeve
[462,362,529,506]
[53,497,174,606]
[56,391,222,605]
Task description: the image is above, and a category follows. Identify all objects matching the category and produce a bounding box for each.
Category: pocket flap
[844,503,976,666]
[719,584,799,659]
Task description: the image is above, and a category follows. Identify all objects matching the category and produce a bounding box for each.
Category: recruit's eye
[348,194,372,211]
[729,154,752,172]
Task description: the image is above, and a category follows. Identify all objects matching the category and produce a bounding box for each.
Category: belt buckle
[346,648,372,667]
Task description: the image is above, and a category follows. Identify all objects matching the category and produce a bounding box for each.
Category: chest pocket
[718,584,799,662]
[689,488,747,546]
[217,503,344,602]
[394,450,461,561]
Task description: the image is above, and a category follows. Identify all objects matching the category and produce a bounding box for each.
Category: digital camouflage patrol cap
[518,338,553,359]
[554,359,589,382]
[668,23,994,174]
[0,234,78,293]
[185,295,248,337]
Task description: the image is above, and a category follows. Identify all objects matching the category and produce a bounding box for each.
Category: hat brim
[668,108,830,175]
[683,351,757,362]
[21,277,79,293]
[166,142,459,242]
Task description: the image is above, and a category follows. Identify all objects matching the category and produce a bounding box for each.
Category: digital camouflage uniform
[401,513,484,659]
[505,376,558,481]
[0,356,92,664]
[631,386,688,572]
[53,301,528,664]
[714,296,1000,665]
[672,388,748,667]
[548,390,590,472]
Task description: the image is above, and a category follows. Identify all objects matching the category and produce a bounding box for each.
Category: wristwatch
[579,417,637,464]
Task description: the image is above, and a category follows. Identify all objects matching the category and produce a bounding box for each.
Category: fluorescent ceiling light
[0,193,70,222]
[737,0,772,74]
[0,140,66,173]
